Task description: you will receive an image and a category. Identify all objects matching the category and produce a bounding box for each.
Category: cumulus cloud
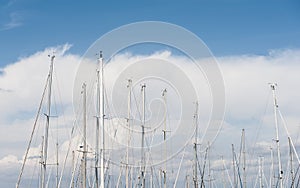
[215,49,300,150]
[0,44,77,120]
[1,46,300,187]
[0,44,80,160]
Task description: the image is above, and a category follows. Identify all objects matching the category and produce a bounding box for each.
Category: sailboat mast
[16,55,55,188]
[40,136,44,188]
[141,84,146,188]
[99,51,105,188]
[56,142,59,188]
[242,129,246,188]
[71,151,75,188]
[221,156,226,188]
[162,89,167,188]
[150,167,154,188]
[232,144,237,188]
[126,79,132,188]
[270,83,283,188]
[270,147,274,188]
[289,137,295,188]
[41,55,55,188]
[259,157,263,188]
[193,102,199,188]
[82,83,87,188]
[186,175,190,188]
[208,143,212,188]
[95,53,101,188]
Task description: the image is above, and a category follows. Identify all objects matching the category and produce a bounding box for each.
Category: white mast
[40,136,44,188]
[242,129,246,188]
[186,175,190,188]
[141,84,146,188]
[221,156,226,188]
[150,167,154,188]
[270,147,275,188]
[259,157,264,188]
[95,52,101,188]
[41,54,55,188]
[126,79,132,188]
[232,144,237,188]
[162,88,167,188]
[159,169,162,188]
[99,51,105,188]
[208,143,212,188]
[81,83,87,188]
[16,55,54,188]
[71,151,75,188]
[193,102,199,188]
[56,142,59,188]
[288,137,295,188]
[270,83,283,188]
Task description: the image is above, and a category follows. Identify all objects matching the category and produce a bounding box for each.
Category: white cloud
[0,44,78,122]
[0,154,19,165]
[1,46,300,187]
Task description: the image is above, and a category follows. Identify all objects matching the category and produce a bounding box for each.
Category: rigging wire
[58,92,84,188]
[16,74,49,188]
[173,146,186,188]
[28,156,39,188]
[250,89,271,155]
[278,110,300,165]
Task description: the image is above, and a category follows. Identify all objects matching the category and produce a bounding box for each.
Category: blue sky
[1,1,300,187]
[1,0,300,66]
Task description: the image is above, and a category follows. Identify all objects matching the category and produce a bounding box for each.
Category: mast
[141,84,146,188]
[200,146,208,188]
[242,129,246,188]
[71,151,75,188]
[56,142,59,188]
[126,79,132,188]
[289,137,295,188]
[81,83,87,188]
[270,83,283,188]
[95,52,101,188]
[259,157,264,188]
[159,169,162,188]
[208,143,212,188]
[193,102,199,188]
[270,147,275,188]
[40,136,44,188]
[16,55,54,188]
[150,167,154,188]
[162,88,167,188]
[232,144,237,188]
[221,156,226,188]
[41,54,55,188]
[116,164,123,187]
[186,175,190,188]
[99,51,105,188]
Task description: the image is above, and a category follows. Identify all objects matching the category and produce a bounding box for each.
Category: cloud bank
[0,45,300,187]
